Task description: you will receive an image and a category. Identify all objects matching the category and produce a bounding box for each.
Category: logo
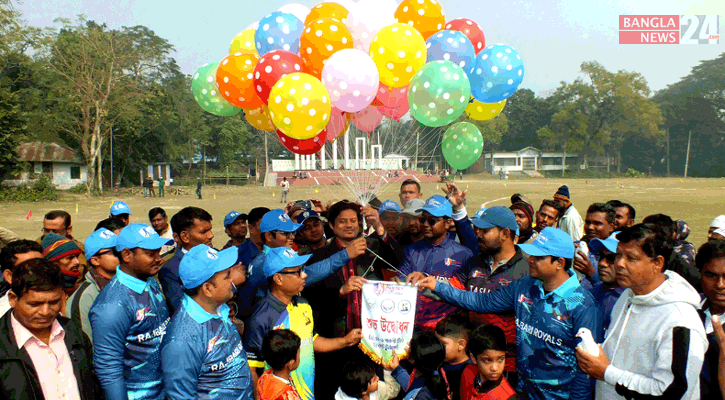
[517,294,533,306]
[426,198,441,207]
[99,230,114,239]
[365,297,377,310]
[552,310,570,322]
[381,299,395,313]
[139,226,155,238]
[283,248,296,258]
[136,305,151,321]
[398,300,411,314]
[444,258,461,267]
[619,15,719,44]
[207,248,218,260]
[279,213,290,222]
[207,333,222,353]
[374,283,386,296]
[303,211,310,218]
[303,311,312,326]
[471,270,486,279]
[113,203,124,210]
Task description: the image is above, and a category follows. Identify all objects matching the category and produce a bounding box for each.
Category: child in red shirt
[459,325,518,400]
[257,329,302,400]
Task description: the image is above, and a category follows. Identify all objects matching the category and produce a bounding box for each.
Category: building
[483,146,581,174]
[4,142,88,189]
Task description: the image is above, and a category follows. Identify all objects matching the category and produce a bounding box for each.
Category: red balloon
[277,129,325,155]
[325,107,349,142]
[378,103,409,121]
[376,83,408,109]
[253,50,309,104]
[349,105,383,132]
[445,18,486,54]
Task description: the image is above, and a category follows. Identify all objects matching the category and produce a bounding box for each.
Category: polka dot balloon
[369,23,427,88]
[229,29,259,56]
[445,18,486,54]
[305,2,350,25]
[216,52,264,109]
[442,122,483,170]
[267,72,332,140]
[376,83,408,109]
[466,98,506,121]
[470,44,524,103]
[253,50,309,105]
[300,18,354,77]
[277,128,326,155]
[425,30,475,75]
[244,105,276,131]
[255,11,304,56]
[191,63,241,116]
[408,60,471,127]
[349,104,384,132]
[394,0,446,40]
[324,107,350,142]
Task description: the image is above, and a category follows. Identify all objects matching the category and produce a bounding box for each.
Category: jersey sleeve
[244,314,269,370]
[434,276,520,314]
[161,328,204,400]
[89,299,132,400]
[304,249,350,286]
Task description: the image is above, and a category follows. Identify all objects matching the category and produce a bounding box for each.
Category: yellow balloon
[268,73,332,140]
[466,99,506,121]
[229,29,258,56]
[244,106,275,131]
[369,23,427,88]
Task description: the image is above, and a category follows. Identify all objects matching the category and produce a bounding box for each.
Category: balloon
[349,104,383,132]
[244,106,276,131]
[470,44,524,103]
[300,18,354,77]
[229,29,259,56]
[216,52,264,109]
[277,128,326,155]
[445,18,486,54]
[369,23,427,88]
[378,103,409,120]
[247,21,259,30]
[408,60,471,127]
[278,3,311,22]
[346,0,397,52]
[394,0,445,39]
[253,50,309,104]
[376,84,408,108]
[324,107,349,141]
[255,12,304,56]
[305,2,349,25]
[425,30,475,75]
[321,49,379,112]
[191,63,241,116]
[268,73,332,139]
[344,7,373,52]
[442,122,483,170]
[466,99,506,121]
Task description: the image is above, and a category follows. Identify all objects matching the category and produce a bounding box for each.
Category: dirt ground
[2,177,724,249]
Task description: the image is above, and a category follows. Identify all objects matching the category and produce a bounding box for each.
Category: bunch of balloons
[190,0,525,163]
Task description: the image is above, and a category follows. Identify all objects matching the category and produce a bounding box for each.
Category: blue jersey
[162,295,253,400]
[434,271,602,400]
[159,248,185,315]
[237,239,261,266]
[89,266,170,400]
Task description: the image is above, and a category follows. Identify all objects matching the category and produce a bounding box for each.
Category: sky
[15,0,724,96]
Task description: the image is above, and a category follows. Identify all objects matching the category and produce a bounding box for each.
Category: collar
[181,247,189,254]
[423,235,454,248]
[534,269,580,298]
[267,291,298,311]
[11,312,64,349]
[89,266,112,290]
[475,373,503,393]
[115,266,152,294]
[182,294,229,324]
[263,245,272,254]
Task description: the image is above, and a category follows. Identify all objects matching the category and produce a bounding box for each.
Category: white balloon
[246,21,259,30]
[277,3,311,24]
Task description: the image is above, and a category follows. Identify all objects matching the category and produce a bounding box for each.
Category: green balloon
[442,122,483,170]
[191,62,241,117]
[408,60,471,127]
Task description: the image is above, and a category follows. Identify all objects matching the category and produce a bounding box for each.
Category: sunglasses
[95,250,116,257]
[279,267,306,277]
[273,231,295,239]
[418,217,444,226]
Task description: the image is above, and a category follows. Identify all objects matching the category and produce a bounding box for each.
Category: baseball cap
[116,223,174,252]
[84,228,118,259]
[417,195,452,218]
[518,227,575,259]
[379,200,401,214]
[264,246,312,278]
[472,206,518,231]
[110,201,132,216]
[589,232,619,254]
[224,211,248,228]
[401,199,426,217]
[297,210,321,224]
[473,207,487,219]
[260,209,302,233]
[711,215,725,230]
[179,244,237,289]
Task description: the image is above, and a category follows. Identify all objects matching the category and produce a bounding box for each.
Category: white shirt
[0,292,10,317]
[281,181,290,190]
[701,298,725,334]
[158,227,176,256]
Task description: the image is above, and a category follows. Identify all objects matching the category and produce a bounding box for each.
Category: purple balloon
[321,49,379,113]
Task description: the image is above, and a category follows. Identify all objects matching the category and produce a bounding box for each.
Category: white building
[483,146,580,173]
[4,142,88,189]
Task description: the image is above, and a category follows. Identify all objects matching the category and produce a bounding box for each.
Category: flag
[314,189,319,193]
[213,194,216,200]
[76,203,79,213]
[26,210,32,220]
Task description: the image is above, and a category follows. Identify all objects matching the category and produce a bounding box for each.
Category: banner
[359,281,417,364]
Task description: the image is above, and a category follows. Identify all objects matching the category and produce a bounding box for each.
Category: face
[527,255,562,282]
[585,212,614,241]
[597,249,617,284]
[43,217,70,237]
[613,207,633,230]
[436,334,466,363]
[475,226,504,255]
[226,218,248,240]
[419,211,449,240]
[149,213,169,234]
[401,214,421,235]
[554,198,568,209]
[701,257,725,312]
[399,184,421,206]
[3,251,43,285]
[536,206,559,231]
[276,265,307,295]
[182,219,214,248]
[512,209,532,232]
[123,248,163,278]
[56,254,80,273]
[290,209,305,222]
[380,211,401,237]
[117,214,130,227]
[9,287,65,334]
[90,248,120,276]
[331,209,360,240]
[614,240,664,295]
[471,349,506,382]
[205,268,235,304]
[301,219,324,244]
[249,220,262,239]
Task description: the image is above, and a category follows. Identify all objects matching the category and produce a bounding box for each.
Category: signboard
[618,15,719,44]
[359,281,417,364]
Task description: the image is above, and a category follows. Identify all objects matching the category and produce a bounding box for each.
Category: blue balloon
[255,12,304,56]
[469,44,525,103]
[425,30,476,76]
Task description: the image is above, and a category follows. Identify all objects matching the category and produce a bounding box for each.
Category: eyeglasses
[95,250,115,257]
[273,231,295,239]
[418,217,443,226]
[279,267,305,276]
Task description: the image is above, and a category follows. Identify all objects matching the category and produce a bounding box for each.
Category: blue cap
[179,244,238,289]
[590,232,619,254]
[264,247,312,278]
[224,211,248,228]
[84,228,117,259]
[473,207,487,219]
[110,201,132,216]
[297,210,321,224]
[417,195,452,218]
[116,223,174,252]
[379,200,401,214]
[260,209,302,233]
[518,227,575,259]
[472,206,518,231]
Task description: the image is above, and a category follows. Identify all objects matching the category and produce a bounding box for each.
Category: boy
[435,314,474,400]
[336,361,400,400]
[461,325,519,400]
[257,329,303,400]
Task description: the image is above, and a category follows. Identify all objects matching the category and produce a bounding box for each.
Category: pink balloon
[322,49,379,113]
[377,84,408,109]
[350,105,383,132]
[378,103,409,121]
[325,108,349,142]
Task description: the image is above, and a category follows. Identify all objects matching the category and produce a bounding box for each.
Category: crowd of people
[1,178,725,400]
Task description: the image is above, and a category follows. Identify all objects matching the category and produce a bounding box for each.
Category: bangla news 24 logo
[619,15,719,44]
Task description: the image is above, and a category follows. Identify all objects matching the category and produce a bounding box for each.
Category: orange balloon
[394,0,446,39]
[217,53,264,109]
[300,18,354,77]
[244,106,275,131]
[305,2,349,25]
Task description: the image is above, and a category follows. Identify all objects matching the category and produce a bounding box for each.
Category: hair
[435,313,474,342]
[95,217,125,232]
[248,207,271,225]
[606,200,636,221]
[696,240,725,272]
[586,203,616,225]
[400,179,421,193]
[262,329,301,370]
[170,206,212,234]
[539,199,564,217]
[409,331,448,400]
[617,223,672,266]
[340,360,377,398]
[642,214,675,239]
[0,240,44,272]
[327,201,362,227]
[148,207,167,220]
[44,210,71,228]
[467,324,507,358]
[11,258,63,298]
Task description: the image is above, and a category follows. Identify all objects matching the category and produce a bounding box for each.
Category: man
[379,200,402,237]
[238,207,269,267]
[585,233,625,333]
[245,247,363,400]
[0,258,102,400]
[149,207,176,256]
[143,177,151,197]
[162,245,253,400]
[642,213,700,290]
[573,203,616,287]
[553,185,584,241]
[148,177,156,197]
[510,201,535,244]
[695,240,725,400]
[295,210,326,255]
[576,224,706,400]
[197,177,203,199]
[109,201,132,227]
[65,228,119,341]
[399,178,422,207]
[158,176,165,198]
[535,199,563,233]
[95,217,125,235]
[0,240,43,314]
[90,223,174,400]
[159,206,214,315]
[396,198,425,247]
[417,227,601,400]
[606,200,635,230]
[280,177,290,203]
[709,215,725,239]
[400,195,473,330]
[223,210,249,250]
[41,233,84,297]
[41,210,89,273]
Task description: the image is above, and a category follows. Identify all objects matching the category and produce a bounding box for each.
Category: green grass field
[2,177,723,248]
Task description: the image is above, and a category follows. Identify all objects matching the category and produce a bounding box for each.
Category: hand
[340,276,368,297]
[442,182,467,212]
[345,238,367,260]
[573,251,596,278]
[284,201,295,213]
[343,328,363,347]
[415,276,438,291]
[362,205,385,236]
[382,350,400,371]
[713,315,725,352]
[405,271,427,285]
[576,345,609,381]
[230,263,247,286]
[311,198,326,213]
[230,316,245,336]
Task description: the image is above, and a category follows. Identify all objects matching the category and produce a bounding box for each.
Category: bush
[625,168,645,178]
[68,183,87,194]
[0,174,58,202]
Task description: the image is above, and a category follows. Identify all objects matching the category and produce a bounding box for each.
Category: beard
[478,240,502,257]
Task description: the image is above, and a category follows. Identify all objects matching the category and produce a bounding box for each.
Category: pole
[264,134,269,179]
[561,148,566,177]
[110,125,113,189]
[666,128,671,176]
[414,131,420,171]
[684,129,692,178]
[226,166,229,186]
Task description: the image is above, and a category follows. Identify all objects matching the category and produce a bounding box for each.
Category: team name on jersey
[516,318,563,346]
[136,317,170,343]
[210,342,244,371]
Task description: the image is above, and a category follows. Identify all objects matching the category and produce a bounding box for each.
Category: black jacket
[0,311,103,400]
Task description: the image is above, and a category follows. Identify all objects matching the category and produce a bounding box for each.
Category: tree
[500,89,549,150]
